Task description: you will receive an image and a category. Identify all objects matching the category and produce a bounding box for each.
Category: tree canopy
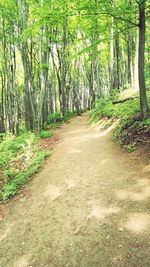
[0,0,150,133]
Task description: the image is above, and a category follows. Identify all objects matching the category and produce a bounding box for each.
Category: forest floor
[0,113,150,267]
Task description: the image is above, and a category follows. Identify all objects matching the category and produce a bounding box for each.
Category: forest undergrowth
[0,111,78,202]
[90,89,150,153]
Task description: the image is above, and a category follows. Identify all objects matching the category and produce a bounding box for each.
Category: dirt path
[0,114,150,267]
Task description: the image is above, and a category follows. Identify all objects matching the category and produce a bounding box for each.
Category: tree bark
[134,16,140,90]
[38,25,49,130]
[115,31,120,89]
[138,0,149,118]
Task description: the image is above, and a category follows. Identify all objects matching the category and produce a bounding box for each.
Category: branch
[112,96,138,104]
[67,12,139,27]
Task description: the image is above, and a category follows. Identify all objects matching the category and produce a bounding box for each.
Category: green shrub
[47,111,78,125]
[91,91,150,150]
[123,144,136,152]
[0,133,36,169]
[2,182,17,201]
[1,150,50,201]
[29,151,50,169]
[90,93,145,145]
[64,111,76,121]
[110,88,120,99]
[90,98,114,124]
[4,168,18,180]
[0,131,50,201]
[47,112,63,124]
[39,130,53,139]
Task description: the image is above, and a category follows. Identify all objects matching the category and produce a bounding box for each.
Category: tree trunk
[61,16,67,116]
[0,71,5,133]
[21,45,36,131]
[115,31,120,89]
[38,26,49,130]
[127,0,133,88]
[134,19,140,90]
[138,0,149,118]
[110,0,115,89]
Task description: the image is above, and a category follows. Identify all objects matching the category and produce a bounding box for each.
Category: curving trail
[0,114,150,267]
